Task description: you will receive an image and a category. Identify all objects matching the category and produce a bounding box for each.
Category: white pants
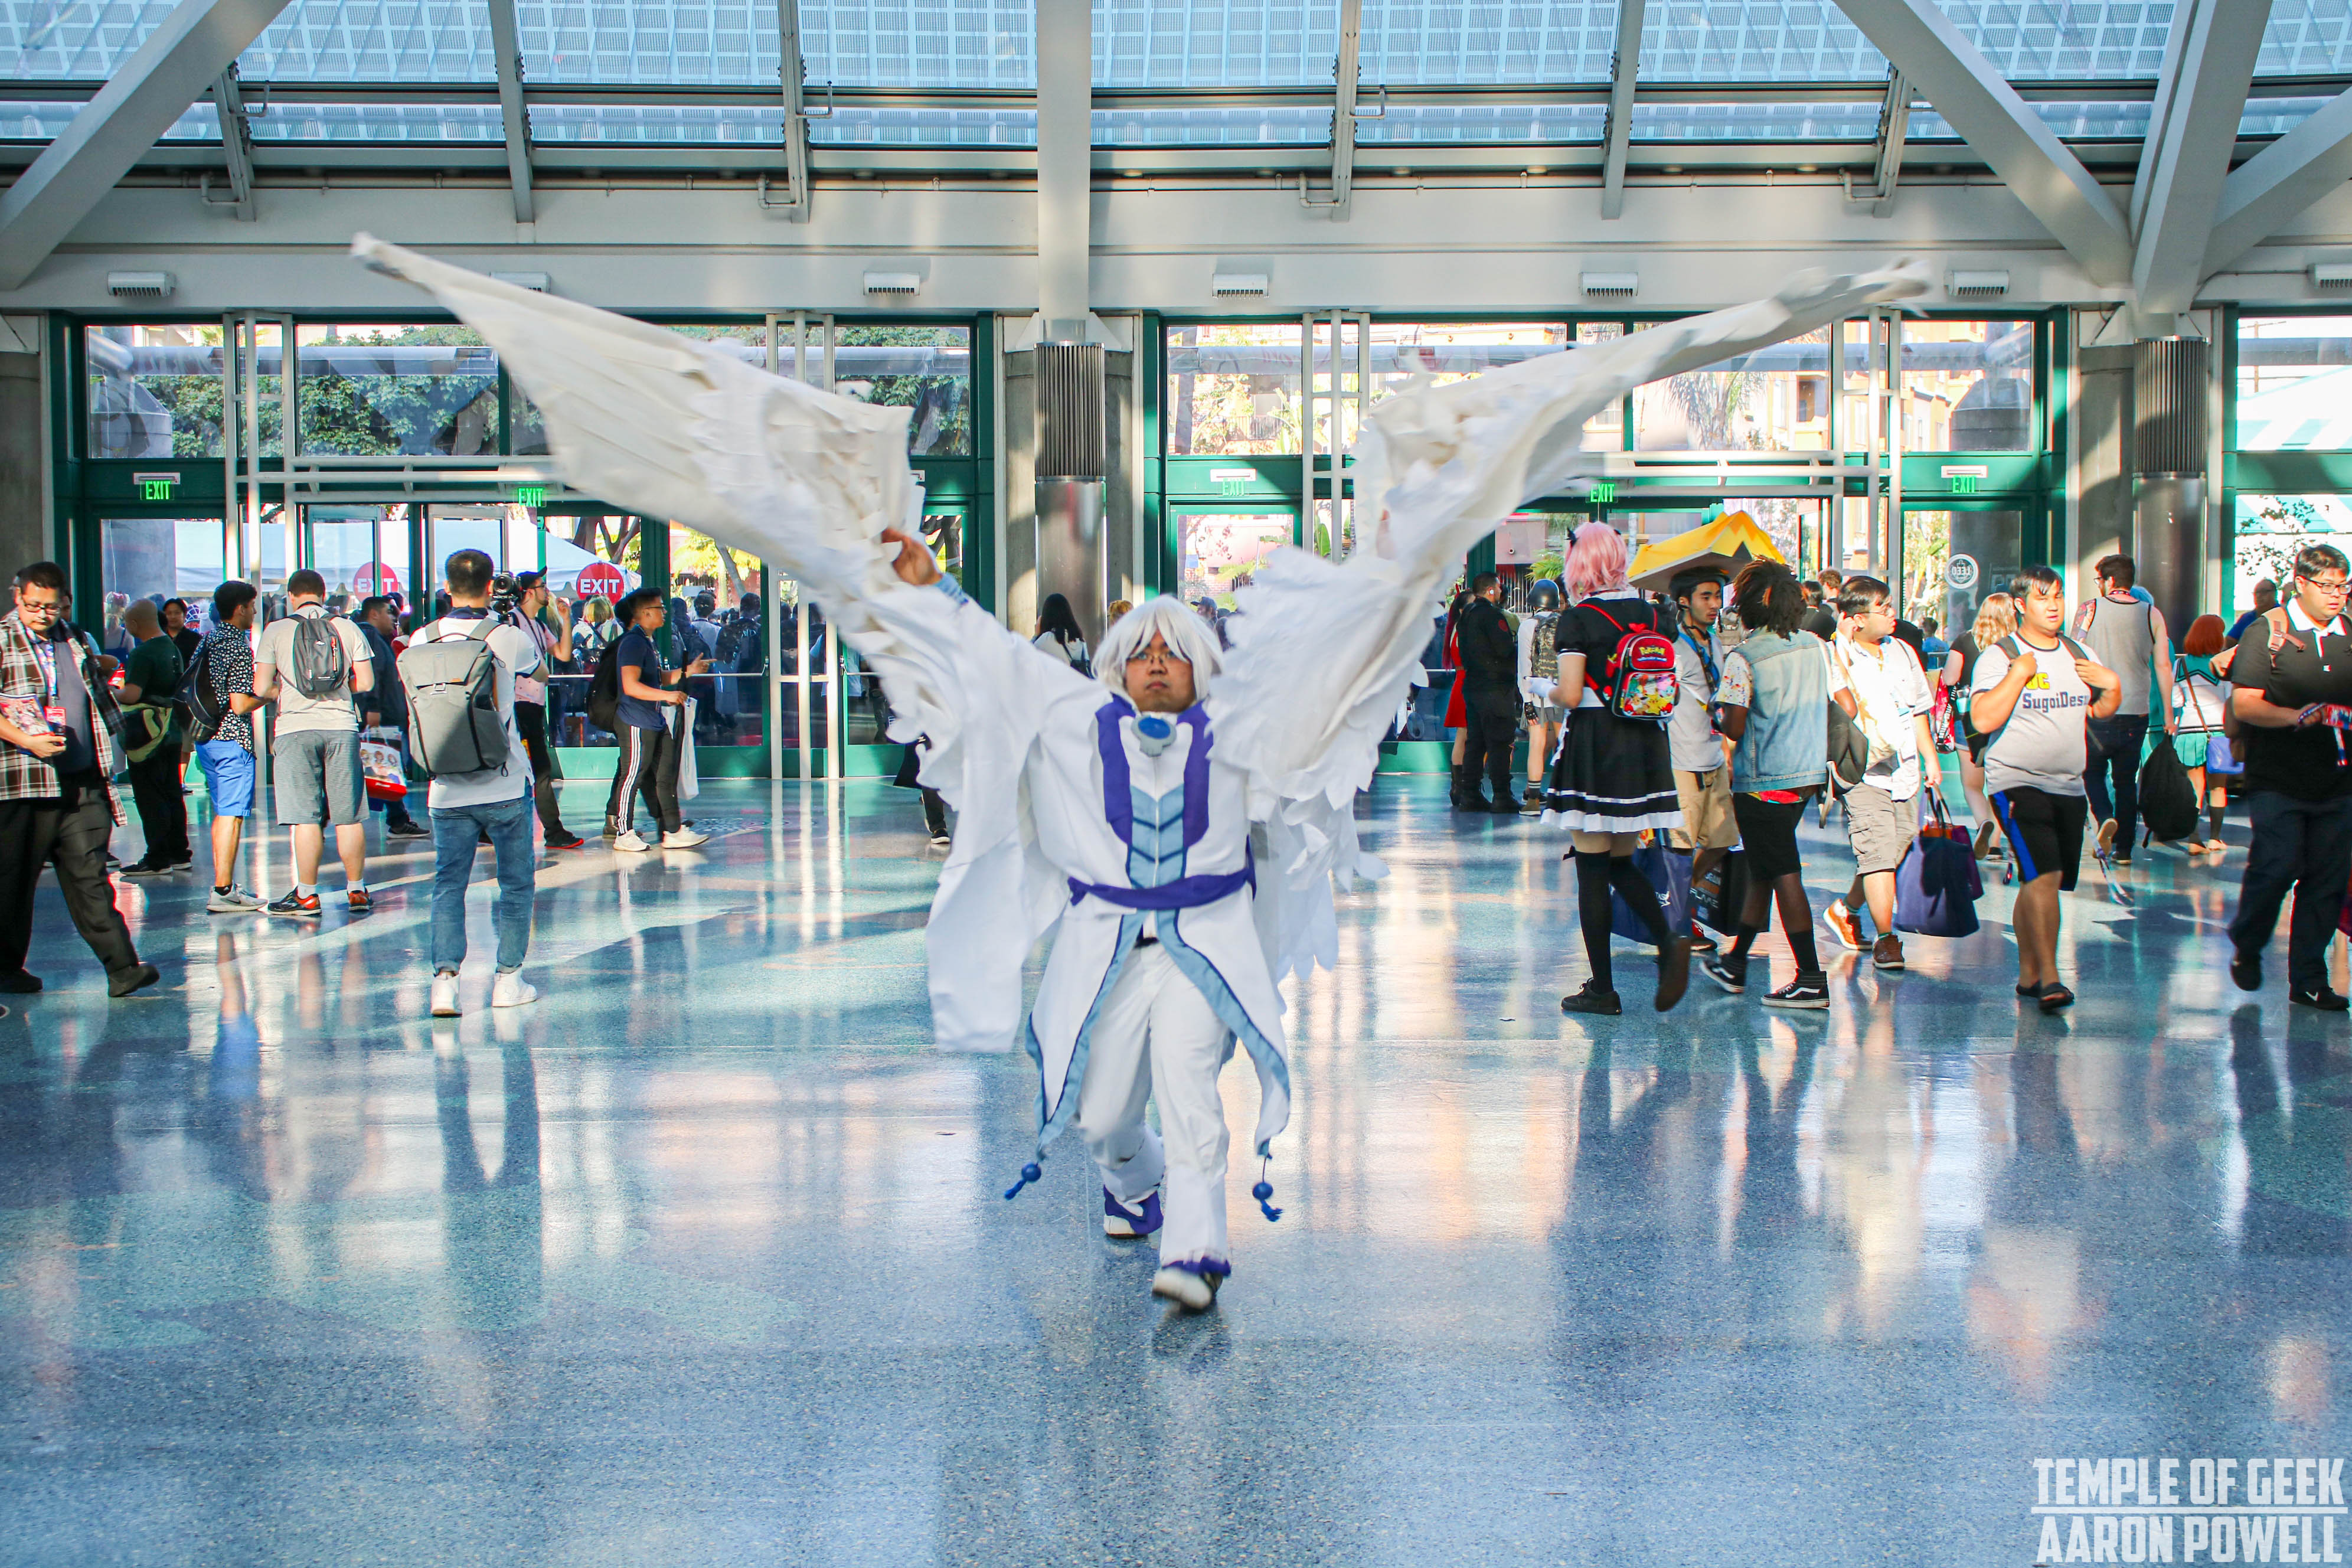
[1073,942,1236,1270]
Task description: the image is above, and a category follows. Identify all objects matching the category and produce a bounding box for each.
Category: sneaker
[613,831,652,852]
[386,820,430,839]
[119,859,175,878]
[168,858,194,873]
[2291,985,2352,1012]
[1822,900,1863,951]
[106,962,160,998]
[0,971,41,994]
[1973,821,2000,860]
[1151,1264,1224,1312]
[266,889,322,919]
[2096,818,2119,857]
[544,832,586,851]
[430,972,460,1017]
[347,887,373,915]
[1103,1188,1164,1239]
[1763,974,1831,1010]
[491,971,538,1008]
[928,832,953,848]
[207,885,265,913]
[661,828,711,849]
[2231,948,2263,992]
[1655,937,1692,1012]
[1561,981,1622,1016]
[1701,955,1747,994]
[1871,934,1905,972]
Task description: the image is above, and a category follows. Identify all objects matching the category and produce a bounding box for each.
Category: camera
[489,572,520,618]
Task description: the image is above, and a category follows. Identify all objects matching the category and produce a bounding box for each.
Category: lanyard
[28,631,61,704]
[1680,628,1719,691]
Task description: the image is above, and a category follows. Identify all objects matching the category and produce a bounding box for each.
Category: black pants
[515,702,569,838]
[1461,684,1519,804]
[2230,789,2352,992]
[126,744,190,867]
[0,774,141,980]
[2083,714,2150,847]
[608,716,682,837]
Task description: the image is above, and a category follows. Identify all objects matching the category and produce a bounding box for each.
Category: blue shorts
[197,737,256,819]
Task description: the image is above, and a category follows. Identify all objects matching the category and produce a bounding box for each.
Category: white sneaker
[1150,1266,1221,1311]
[430,973,460,1017]
[613,830,651,852]
[206,884,265,913]
[661,828,710,849]
[491,971,537,1008]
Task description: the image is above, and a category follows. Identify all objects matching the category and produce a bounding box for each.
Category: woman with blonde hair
[1943,590,2016,858]
[1538,523,1691,1015]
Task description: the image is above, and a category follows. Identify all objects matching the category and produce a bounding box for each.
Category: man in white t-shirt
[251,568,376,918]
[417,549,543,1019]
[1821,575,1938,972]
[1665,568,1736,948]
[1969,566,2122,1013]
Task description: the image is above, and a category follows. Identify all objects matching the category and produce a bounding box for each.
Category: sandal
[2037,983,2076,1014]
[2015,984,2045,999]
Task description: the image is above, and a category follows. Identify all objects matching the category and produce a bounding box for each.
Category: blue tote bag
[1609,842,1693,945]
[1894,791,1982,939]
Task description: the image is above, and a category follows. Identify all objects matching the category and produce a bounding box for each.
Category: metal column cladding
[1036,341,1108,645]
[2132,337,2210,631]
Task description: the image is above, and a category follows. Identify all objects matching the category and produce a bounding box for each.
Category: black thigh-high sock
[2209,799,2226,841]
[1608,853,1674,950]
[1574,851,1618,993]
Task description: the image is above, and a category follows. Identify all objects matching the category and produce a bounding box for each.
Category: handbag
[1894,790,1982,938]
[2186,676,2245,775]
[1691,848,1750,936]
[360,726,407,801]
[1608,841,1691,946]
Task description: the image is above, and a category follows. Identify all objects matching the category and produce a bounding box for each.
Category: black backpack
[176,636,224,746]
[2137,739,2200,843]
[586,638,623,734]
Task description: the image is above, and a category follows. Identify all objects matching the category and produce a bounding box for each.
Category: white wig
[1095,594,1224,704]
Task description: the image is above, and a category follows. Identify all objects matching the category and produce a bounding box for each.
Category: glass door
[668,521,769,775]
[97,514,231,653]
[1901,504,2028,638]
[1174,509,1297,614]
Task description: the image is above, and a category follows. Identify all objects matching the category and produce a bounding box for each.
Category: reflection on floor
[2,779,2347,1564]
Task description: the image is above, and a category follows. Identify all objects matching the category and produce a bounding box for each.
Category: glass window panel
[1095,106,1329,145]
[247,103,504,141]
[295,325,499,458]
[1934,1,2175,77]
[669,522,767,750]
[834,326,972,457]
[1178,512,1292,609]
[0,0,175,79]
[1354,103,1607,142]
[1095,0,1618,87]
[240,0,494,81]
[2236,495,2352,598]
[515,0,778,85]
[1902,508,2024,630]
[812,106,1037,143]
[100,518,230,633]
[0,101,214,141]
[1351,320,1570,448]
[2242,96,2331,138]
[800,0,1037,88]
[1899,319,2034,452]
[301,505,409,613]
[528,104,785,143]
[86,324,239,460]
[1638,1,1886,81]
[2237,317,2352,450]
[1166,324,1302,456]
[1631,100,1880,139]
[2259,0,2352,74]
[1635,328,1833,451]
[1909,100,2150,139]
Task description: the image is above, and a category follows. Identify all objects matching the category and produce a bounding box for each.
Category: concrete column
[0,325,44,575]
[1034,0,1090,341]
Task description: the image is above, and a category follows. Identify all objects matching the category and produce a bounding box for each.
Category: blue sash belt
[1069,849,1253,910]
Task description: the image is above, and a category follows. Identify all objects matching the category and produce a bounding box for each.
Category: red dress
[1442,610,1467,728]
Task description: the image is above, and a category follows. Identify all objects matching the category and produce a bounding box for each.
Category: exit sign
[1208,468,1255,499]
[1949,474,1979,494]
[515,484,546,508]
[132,471,178,501]
[1590,481,1616,505]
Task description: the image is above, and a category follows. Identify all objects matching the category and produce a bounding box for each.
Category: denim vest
[1729,630,1831,794]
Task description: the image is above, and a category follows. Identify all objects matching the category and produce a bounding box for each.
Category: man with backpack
[2072,553,2175,865]
[401,549,544,1018]
[251,567,376,917]
[1969,566,2123,1014]
[1819,576,1938,974]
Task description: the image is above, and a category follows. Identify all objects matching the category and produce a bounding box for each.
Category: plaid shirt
[0,610,126,822]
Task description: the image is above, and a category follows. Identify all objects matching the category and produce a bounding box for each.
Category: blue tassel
[1253,1178,1282,1223]
[1004,1161,1043,1200]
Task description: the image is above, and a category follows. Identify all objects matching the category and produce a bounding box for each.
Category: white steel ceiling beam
[484,0,534,223]
[1832,0,2133,283]
[1599,0,1645,220]
[0,0,293,290]
[2204,84,2352,276]
[2130,0,2271,315]
[765,0,812,221]
[204,64,255,221]
[1035,0,1090,337]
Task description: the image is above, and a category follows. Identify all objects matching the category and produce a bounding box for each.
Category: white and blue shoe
[1102,1187,1164,1239]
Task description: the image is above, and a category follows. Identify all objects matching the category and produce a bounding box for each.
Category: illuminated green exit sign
[1590,481,1616,505]
[515,485,545,508]
[1949,475,1979,495]
[133,471,177,501]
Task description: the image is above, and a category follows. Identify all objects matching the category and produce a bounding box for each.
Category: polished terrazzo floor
[3,776,2347,1566]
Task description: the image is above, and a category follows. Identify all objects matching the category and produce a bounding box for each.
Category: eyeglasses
[2298,574,2351,595]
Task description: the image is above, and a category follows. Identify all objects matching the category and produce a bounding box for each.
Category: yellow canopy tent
[1626,511,1785,593]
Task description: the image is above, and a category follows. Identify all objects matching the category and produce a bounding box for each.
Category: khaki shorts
[1671,766,1739,851]
[1843,781,1916,876]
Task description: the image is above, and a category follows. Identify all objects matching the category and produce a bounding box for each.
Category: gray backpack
[287,610,348,698]
[397,619,508,778]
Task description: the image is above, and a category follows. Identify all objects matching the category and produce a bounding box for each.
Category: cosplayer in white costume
[351,232,1926,1309]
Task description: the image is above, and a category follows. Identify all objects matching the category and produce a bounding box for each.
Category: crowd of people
[8,528,2352,1035]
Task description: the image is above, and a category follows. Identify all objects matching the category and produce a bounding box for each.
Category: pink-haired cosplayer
[356,231,1925,1307]
[1538,524,1695,1015]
